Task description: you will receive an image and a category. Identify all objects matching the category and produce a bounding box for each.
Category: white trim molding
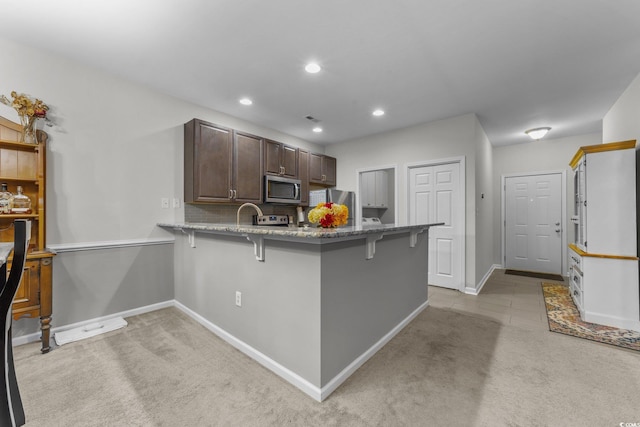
[175,299,429,401]
[319,300,429,400]
[47,237,175,253]
[12,300,175,347]
[467,264,502,295]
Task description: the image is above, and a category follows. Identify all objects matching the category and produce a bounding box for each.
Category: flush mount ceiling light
[372,109,385,117]
[305,62,321,74]
[525,127,551,140]
[239,98,253,106]
[312,127,323,133]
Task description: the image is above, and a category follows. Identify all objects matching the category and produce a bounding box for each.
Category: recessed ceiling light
[305,62,321,74]
[525,127,551,140]
[372,109,385,117]
[239,98,253,106]
[312,127,323,133]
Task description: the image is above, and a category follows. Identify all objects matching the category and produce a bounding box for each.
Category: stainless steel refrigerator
[309,189,355,226]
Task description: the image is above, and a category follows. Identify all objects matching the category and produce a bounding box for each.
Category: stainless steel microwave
[264,175,301,204]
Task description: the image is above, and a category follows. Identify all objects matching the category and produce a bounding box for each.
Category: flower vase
[19,115,38,144]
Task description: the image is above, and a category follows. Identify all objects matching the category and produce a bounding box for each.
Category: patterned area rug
[542,283,640,352]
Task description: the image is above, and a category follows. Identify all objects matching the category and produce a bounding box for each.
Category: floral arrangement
[1,91,49,143]
[307,202,349,228]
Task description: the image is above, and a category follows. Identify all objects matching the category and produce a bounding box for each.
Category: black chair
[0,220,31,427]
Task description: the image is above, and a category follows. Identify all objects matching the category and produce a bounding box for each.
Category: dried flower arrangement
[1,91,50,143]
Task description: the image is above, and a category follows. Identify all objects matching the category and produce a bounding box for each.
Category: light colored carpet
[13,305,640,426]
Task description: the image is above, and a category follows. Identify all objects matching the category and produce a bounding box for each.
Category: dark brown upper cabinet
[309,153,336,187]
[184,119,263,203]
[265,140,298,178]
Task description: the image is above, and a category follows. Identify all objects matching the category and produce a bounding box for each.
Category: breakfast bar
[159,222,441,401]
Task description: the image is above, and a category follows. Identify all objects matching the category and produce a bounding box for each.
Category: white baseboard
[465,264,501,295]
[319,300,429,400]
[15,298,429,401]
[173,301,323,401]
[175,299,429,402]
[584,311,640,333]
[12,300,175,347]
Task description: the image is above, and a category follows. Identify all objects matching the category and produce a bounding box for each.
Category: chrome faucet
[236,203,264,226]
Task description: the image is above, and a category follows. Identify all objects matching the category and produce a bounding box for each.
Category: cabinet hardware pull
[229,189,233,199]
[233,189,237,199]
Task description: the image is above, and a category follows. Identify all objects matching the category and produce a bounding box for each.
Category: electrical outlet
[161,198,170,208]
[172,198,180,208]
[235,291,242,307]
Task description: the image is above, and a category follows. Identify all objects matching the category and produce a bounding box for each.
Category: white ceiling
[2,0,640,146]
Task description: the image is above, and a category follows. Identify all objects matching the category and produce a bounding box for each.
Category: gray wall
[474,118,495,282]
[172,229,429,389]
[174,233,323,385]
[320,232,428,384]
[13,244,175,337]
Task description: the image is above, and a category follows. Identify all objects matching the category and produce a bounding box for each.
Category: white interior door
[409,161,463,290]
[504,173,563,274]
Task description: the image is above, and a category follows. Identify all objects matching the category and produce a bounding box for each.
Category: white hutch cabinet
[568,140,639,332]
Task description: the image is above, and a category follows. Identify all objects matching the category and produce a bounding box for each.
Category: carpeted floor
[13,304,640,426]
[542,282,640,352]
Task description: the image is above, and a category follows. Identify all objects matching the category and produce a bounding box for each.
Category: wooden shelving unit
[0,115,54,353]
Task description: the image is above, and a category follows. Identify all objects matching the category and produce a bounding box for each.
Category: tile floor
[428,268,567,331]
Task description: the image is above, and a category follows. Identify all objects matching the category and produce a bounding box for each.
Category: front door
[504,173,563,274]
[409,161,463,290]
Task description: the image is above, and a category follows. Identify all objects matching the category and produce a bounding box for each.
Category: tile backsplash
[185,203,299,224]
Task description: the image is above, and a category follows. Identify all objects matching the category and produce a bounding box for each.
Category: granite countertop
[157,222,443,240]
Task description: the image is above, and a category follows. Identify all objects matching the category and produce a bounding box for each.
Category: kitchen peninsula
[158,222,441,401]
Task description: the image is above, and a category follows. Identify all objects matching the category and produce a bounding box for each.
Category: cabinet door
[309,153,337,186]
[266,141,298,178]
[234,132,263,202]
[361,171,375,207]
[309,153,324,183]
[322,156,337,186]
[11,259,40,315]
[264,140,282,176]
[299,150,309,206]
[282,145,298,178]
[375,170,388,207]
[185,120,233,202]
